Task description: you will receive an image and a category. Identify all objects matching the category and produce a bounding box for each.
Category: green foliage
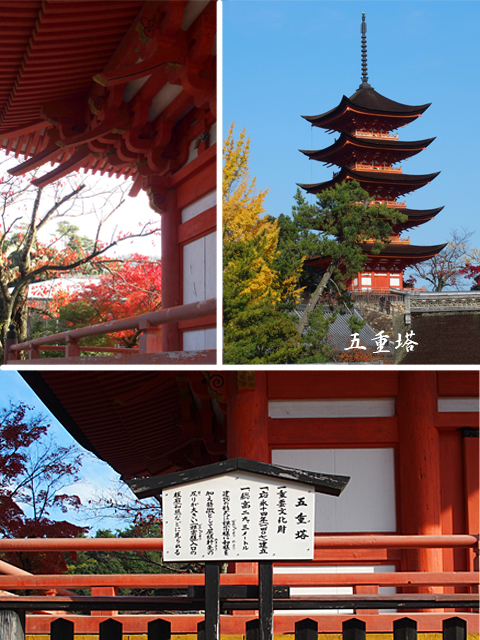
[297,306,336,363]
[223,233,303,364]
[280,183,407,334]
[67,524,203,595]
[223,233,335,364]
[223,125,319,363]
[293,182,406,281]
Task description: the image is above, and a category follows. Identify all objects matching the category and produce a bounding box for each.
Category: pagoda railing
[354,130,399,140]
[0,534,477,635]
[352,163,403,173]
[385,200,406,207]
[4,298,216,365]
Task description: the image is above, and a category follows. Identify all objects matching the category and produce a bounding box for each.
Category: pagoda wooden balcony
[4,298,216,365]
[0,534,477,636]
[352,163,403,173]
[383,200,407,207]
[354,131,399,141]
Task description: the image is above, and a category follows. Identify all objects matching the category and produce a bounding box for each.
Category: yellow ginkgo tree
[223,123,281,299]
[223,124,324,364]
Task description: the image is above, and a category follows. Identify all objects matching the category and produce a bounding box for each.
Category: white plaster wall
[274,564,396,615]
[181,190,216,223]
[269,398,395,419]
[182,228,216,350]
[437,397,479,412]
[183,327,216,351]
[271,448,397,533]
[183,231,216,304]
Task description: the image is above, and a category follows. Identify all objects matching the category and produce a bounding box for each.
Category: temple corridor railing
[0,534,477,636]
[3,298,216,365]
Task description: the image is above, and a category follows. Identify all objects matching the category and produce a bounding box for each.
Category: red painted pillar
[227,371,269,580]
[397,371,443,575]
[462,430,479,571]
[226,371,269,462]
[161,189,181,352]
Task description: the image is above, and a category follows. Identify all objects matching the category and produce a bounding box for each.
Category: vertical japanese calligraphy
[205,490,216,556]
[258,486,269,555]
[173,491,182,557]
[163,472,314,561]
[240,486,251,551]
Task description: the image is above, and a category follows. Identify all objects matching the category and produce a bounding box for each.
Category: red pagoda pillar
[226,371,269,462]
[226,371,269,578]
[160,189,182,352]
[396,371,443,575]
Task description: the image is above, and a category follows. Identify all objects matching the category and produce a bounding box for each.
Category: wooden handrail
[5,298,216,362]
[0,534,475,552]
[0,572,477,591]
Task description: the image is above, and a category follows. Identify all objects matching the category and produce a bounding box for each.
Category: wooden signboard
[162,471,315,561]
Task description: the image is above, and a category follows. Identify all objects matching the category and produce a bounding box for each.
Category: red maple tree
[0,164,161,350]
[458,263,480,289]
[46,254,162,348]
[0,401,86,573]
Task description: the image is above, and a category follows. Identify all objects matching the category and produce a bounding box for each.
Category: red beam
[267,371,399,399]
[0,572,476,591]
[0,534,475,553]
[268,417,398,446]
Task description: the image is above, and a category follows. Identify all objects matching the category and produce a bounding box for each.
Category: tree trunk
[297,259,337,335]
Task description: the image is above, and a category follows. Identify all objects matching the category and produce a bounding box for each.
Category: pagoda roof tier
[298,167,440,200]
[389,206,444,234]
[300,132,435,168]
[302,86,430,134]
[0,0,216,188]
[306,242,447,273]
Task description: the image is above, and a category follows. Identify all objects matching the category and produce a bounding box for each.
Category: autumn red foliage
[0,401,86,573]
[458,263,480,289]
[46,254,162,347]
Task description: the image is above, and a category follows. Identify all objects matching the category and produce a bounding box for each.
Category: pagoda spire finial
[359,12,372,89]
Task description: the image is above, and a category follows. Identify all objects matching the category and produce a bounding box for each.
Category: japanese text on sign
[163,471,314,561]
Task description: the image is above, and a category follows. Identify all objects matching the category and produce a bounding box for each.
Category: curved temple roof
[306,241,447,272]
[391,206,444,233]
[298,168,441,200]
[303,87,431,134]
[20,371,228,480]
[0,0,216,190]
[300,133,436,167]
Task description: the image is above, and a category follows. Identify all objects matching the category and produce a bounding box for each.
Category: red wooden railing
[0,534,477,635]
[4,298,216,365]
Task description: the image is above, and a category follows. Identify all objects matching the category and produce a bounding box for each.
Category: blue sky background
[223,1,480,283]
[0,371,124,533]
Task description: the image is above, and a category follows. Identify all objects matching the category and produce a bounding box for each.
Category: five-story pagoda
[298,13,445,292]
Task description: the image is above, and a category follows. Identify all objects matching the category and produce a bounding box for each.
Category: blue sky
[223,1,480,280]
[0,371,124,533]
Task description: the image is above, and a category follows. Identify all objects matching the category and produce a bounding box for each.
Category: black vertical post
[343,618,366,640]
[246,618,260,640]
[443,617,467,640]
[51,618,74,640]
[258,560,273,640]
[295,618,318,640]
[99,618,123,640]
[205,561,220,640]
[394,617,417,640]
[148,618,171,640]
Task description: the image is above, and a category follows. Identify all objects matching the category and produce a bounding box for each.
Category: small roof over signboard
[127,457,350,499]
